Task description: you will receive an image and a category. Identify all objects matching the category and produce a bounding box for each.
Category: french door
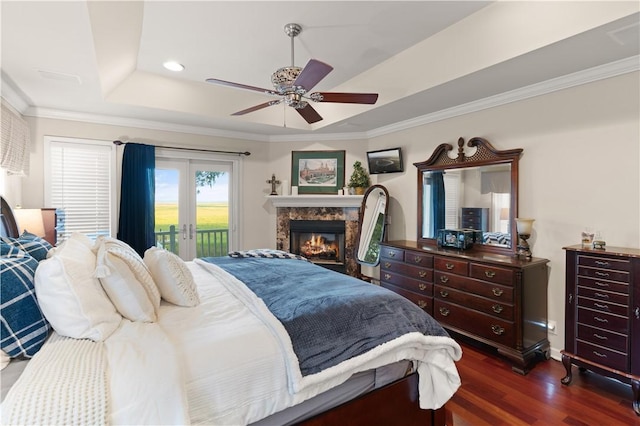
[155,150,239,260]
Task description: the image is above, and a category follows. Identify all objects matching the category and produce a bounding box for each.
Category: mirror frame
[414,137,522,255]
[355,184,390,268]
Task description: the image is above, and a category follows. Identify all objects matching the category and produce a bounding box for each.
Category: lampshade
[515,218,534,235]
[14,209,45,237]
[500,208,509,220]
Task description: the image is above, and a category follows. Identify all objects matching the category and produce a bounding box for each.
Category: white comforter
[2,261,461,425]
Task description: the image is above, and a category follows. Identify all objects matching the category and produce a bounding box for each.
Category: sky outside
[155,169,229,202]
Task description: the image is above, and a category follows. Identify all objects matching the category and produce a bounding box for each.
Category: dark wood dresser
[379,240,549,374]
[460,207,489,231]
[561,245,639,415]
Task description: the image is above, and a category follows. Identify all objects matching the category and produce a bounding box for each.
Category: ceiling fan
[205,23,378,124]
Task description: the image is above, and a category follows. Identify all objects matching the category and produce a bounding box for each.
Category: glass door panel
[192,162,231,258]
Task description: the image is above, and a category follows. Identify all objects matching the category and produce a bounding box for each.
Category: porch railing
[155,225,229,258]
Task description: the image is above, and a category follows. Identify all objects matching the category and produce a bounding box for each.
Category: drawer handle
[384,273,391,280]
[594,281,609,288]
[492,304,504,314]
[492,288,504,297]
[594,292,609,299]
[418,271,427,278]
[388,251,396,258]
[418,283,427,291]
[418,300,427,309]
[445,263,455,270]
[595,271,609,277]
[592,351,608,359]
[594,316,608,323]
[593,302,609,311]
[384,262,391,268]
[491,325,505,335]
[440,290,449,298]
[439,307,450,317]
[635,307,639,319]
[414,256,422,263]
[593,333,608,341]
[595,260,609,266]
[485,270,496,278]
[440,276,449,283]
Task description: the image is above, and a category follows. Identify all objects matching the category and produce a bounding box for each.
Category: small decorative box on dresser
[460,207,489,231]
[561,245,640,416]
[380,240,550,375]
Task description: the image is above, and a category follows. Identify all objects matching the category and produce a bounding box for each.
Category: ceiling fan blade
[293,59,333,91]
[232,100,281,116]
[296,104,323,124]
[206,78,278,96]
[312,92,378,104]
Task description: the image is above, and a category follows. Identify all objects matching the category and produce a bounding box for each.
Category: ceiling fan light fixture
[163,61,185,72]
[271,66,302,92]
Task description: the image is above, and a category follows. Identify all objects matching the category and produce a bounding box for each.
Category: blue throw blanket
[201,256,450,376]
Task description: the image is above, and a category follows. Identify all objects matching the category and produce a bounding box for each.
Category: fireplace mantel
[267,195,363,208]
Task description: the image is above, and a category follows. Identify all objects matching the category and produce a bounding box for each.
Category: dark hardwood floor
[446,342,640,425]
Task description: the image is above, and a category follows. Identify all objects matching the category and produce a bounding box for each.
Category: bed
[483,231,511,246]
[0,196,461,425]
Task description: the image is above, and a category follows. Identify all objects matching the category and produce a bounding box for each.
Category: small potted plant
[348,161,371,195]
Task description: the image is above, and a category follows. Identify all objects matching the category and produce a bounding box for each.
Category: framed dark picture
[367,147,404,174]
[291,150,345,194]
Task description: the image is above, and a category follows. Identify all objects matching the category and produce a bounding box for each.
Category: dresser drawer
[577,296,628,317]
[577,266,629,283]
[380,246,404,261]
[578,286,628,306]
[435,284,514,320]
[434,257,469,276]
[382,283,432,312]
[577,276,629,295]
[434,300,515,347]
[577,308,628,334]
[435,272,514,303]
[380,271,432,295]
[381,260,433,282]
[578,255,630,272]
[576,340,627,371]
[405,250,433,268]
[577,324,627,353]
[469,263,514,286]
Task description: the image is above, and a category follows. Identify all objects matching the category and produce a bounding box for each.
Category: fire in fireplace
[290,220,346,273]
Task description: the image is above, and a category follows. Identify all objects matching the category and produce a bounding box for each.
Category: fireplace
[290,220,346,273]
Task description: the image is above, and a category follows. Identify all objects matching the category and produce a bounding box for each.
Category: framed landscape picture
[366,147,404,174]
[291,150,345,194]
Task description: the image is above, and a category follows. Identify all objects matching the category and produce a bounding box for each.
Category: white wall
[367,71,640,357]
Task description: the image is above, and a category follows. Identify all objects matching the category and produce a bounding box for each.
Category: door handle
[189,224,194,240]
[182,224,187,240]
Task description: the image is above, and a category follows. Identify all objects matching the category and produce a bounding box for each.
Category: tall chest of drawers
[460,207,489,231]
[380,240,549,374]
[561,245,640,415]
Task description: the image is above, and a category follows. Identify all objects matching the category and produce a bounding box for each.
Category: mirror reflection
[421,165,512,247]
[357,185,389,266]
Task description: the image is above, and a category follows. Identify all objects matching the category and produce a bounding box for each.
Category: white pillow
[94,237,160,322]
[34,235,122,341]
[1,350,10,370]
[143,247,200,307]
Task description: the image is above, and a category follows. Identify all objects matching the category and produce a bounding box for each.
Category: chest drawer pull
[491,325,505,335]
[594,292,609,299]
[592,351,607,359]
[595,271,609,277]
[440,276,449,283]
[492,304,504,314]
[418,271,427,278]
[593,302,609,311]
[595,260,609,266]
[418,283,427,291]
[414,256,422,263]
[594,316,608,323]
[439,307,450,317]
[445,263,455,270]
[384,273,391,280]
[492,288,504,297]
[388,250,396,258]
[418,300,427,309]
[440,290,449,298]
[485,270,496,278]
[635,307,639,319]
[594,281,609,288]
[384,262,391,268]
[593,333,608,341]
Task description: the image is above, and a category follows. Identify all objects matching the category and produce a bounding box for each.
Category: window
[44,137,116,242]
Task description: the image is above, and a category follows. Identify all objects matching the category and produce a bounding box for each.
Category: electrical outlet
[547,320,557,335]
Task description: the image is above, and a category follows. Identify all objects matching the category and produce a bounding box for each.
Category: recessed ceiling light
[163,61,184,72]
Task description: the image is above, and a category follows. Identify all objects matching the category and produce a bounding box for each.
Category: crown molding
[5,56,638,143]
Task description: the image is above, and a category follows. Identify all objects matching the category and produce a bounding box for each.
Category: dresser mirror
[415,137,522,255]
[356,185,389,266]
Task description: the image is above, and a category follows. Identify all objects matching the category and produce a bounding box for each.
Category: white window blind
[45,137,116,242]
[444,171,461,229]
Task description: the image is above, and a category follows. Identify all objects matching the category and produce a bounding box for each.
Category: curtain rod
[113,140,250,156]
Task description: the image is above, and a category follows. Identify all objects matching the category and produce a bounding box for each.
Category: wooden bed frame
[0,195,447,426]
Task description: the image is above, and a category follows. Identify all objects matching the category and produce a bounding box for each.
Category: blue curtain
[430,171,445,235]
[117,143,155,256]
